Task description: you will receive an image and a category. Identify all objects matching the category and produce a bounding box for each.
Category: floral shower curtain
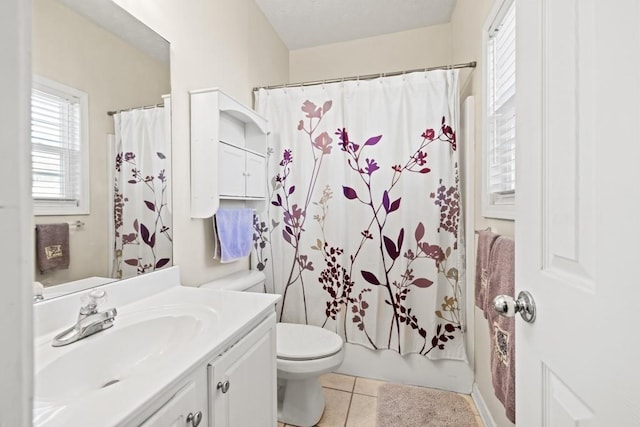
[111,108,172,279]
[254,70,466,360]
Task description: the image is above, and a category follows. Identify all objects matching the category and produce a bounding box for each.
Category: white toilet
[200,270,345,427]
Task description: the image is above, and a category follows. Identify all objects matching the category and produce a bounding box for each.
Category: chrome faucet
[52,289,117,347]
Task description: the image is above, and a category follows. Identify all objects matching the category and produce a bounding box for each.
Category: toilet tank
[199,270,266,293]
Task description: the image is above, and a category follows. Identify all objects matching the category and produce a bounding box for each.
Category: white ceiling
[255,0,457,50]
[58,0,169,64]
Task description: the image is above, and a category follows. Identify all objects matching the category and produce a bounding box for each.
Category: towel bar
[34,220,85,230]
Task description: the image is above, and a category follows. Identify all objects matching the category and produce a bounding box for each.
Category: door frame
[0,0,34,425]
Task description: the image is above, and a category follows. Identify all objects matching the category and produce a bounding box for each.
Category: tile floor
[277,373,484,427]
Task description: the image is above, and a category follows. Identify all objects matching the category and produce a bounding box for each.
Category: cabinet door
[218,143,246,197]
[209,315,276,427]
[141,381,203,427]
[245,152,266,198]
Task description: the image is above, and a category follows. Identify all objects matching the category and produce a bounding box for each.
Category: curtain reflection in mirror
[110,106,172,279]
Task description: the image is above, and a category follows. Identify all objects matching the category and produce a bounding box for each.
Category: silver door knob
[186,411,203,427]
[492,291,536,323]
[217,380,230,393]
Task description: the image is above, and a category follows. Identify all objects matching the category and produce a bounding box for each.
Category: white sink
[35,305,217,402]
[32,272,279,427]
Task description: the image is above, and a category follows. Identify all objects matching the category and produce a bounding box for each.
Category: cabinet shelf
[190,88,268,218]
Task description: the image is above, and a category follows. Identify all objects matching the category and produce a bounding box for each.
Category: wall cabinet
[190,88,268,218]
[208,314,277,427]
[218,143,266,199]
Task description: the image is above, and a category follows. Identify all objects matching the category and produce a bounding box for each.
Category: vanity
[33,267,280,426]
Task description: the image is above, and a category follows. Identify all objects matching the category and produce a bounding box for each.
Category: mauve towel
[475,229,499,318]
[486,236,516,423]
[36,223,70,273]
[214,209,254,263]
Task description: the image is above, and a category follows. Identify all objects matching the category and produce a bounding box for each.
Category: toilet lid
[277,323,343,361]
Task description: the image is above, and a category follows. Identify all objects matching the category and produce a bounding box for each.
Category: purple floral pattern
[256,78,463,359]
[112,110,172,279]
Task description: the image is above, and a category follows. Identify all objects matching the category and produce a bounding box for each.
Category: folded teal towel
[214,209,254,263]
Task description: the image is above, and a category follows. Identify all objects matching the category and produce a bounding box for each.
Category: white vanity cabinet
[140,377,207,427]
[139,314,277,427]
[190,88,268,218]
[208,313,277,427]
[32,269,280,427]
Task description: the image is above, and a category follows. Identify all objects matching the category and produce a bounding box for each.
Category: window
[483,0,516,219]
[32,77,89,215]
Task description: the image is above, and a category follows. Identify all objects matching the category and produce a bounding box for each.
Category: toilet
[200,270,345,427]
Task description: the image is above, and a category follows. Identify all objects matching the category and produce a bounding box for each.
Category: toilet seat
[277,323,343,361]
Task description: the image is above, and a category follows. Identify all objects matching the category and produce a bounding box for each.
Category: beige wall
[32,0,170,285]
[289,24,452,82]
[112,0,289,285]
[451,0,515,426]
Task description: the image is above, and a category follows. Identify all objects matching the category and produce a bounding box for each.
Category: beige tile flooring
[277,373,484,427]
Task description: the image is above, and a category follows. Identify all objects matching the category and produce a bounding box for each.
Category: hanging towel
[486,236,516,423]
[213,209,254,263]
[475,229,500,318]
[36,223,70,273]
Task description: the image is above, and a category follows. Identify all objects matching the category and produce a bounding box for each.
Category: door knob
[492,291,536,323]
[186,411,203,427]
[217,380,230,393]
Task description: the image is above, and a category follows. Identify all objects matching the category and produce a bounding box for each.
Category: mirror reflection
[32,0,172,299]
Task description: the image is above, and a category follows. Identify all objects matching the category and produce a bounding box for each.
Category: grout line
[322,385,355,393]
[343,390,354,427]
[352,391,376,397]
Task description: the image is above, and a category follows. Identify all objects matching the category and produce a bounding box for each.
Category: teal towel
[215,209,253,263]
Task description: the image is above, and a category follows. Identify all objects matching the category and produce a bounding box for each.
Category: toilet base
[277,376,325,427]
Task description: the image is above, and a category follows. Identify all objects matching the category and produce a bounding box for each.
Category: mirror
[32,0,171,299]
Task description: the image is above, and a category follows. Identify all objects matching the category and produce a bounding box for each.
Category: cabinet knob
[217,379,231,394]
[186,411,203,427]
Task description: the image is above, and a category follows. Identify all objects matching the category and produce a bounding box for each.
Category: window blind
[487,0,516,204]
[31,86,82,207]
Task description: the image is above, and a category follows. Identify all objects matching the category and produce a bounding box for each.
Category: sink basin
[32,279,280,427]
[35,304,217,402]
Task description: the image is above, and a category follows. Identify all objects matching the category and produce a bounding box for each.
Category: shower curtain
[111,107,172,279]
[254,70,465,360]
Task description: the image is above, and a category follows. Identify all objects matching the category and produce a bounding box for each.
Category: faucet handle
[80,289,107,314]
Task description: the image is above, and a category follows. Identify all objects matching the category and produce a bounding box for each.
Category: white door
[517,0,640,425]
[208,316,277,427]
[141,382,201,427]
[245,151,266,198]
[218,142,246,197]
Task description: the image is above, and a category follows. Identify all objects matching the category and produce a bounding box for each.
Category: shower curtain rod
[107,103,164,116]
[253,61,476,91]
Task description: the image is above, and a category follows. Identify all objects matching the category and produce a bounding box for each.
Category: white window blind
[31,77,89,215]
[487,0,516,206]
